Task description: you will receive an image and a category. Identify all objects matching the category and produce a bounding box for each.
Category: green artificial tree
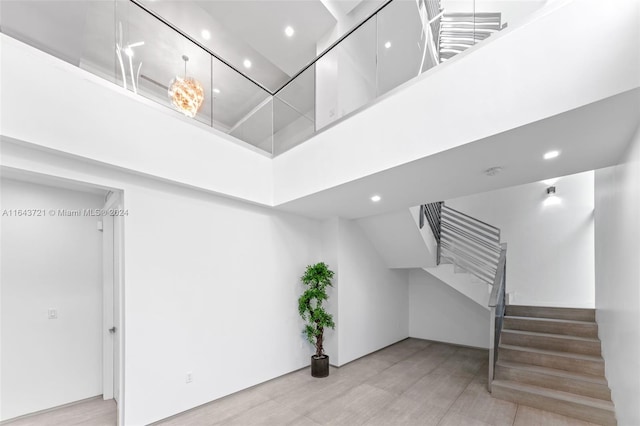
[298,262,335,358]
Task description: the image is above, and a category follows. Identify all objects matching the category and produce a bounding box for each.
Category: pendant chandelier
[168,55,204,118]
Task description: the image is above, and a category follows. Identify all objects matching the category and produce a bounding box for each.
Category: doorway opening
[0,169,124,425]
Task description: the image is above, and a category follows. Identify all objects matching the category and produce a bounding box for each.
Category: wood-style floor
[5,339,605,425]
[2,397,116,426]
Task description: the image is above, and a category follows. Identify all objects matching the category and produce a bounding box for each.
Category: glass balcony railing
[0,0,521,156]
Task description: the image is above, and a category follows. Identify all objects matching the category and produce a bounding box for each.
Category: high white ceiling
[139,0,358,90]
[197,1,336,75]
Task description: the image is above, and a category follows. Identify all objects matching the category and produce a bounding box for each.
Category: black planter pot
[311,355,329,378]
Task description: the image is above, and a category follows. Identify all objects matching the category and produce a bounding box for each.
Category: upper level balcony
[1,0,540,156]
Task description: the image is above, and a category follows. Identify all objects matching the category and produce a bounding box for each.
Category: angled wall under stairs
[492,305,616,426]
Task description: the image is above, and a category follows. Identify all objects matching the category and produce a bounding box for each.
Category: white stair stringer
[357,205,491,310]
[356,207,438,268]
[423,263,491,310]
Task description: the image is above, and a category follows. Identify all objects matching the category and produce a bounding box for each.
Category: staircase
[439,12,503,62]
[419,202,503,309]
[418,205,617,424]
[492,305,616,425]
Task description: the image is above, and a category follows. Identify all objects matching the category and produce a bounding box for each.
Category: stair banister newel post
[489,311,496,392]
[488,244,507,392]
[419,202,444,265]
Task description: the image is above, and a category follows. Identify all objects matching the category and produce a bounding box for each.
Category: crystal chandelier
[168,55,204,118]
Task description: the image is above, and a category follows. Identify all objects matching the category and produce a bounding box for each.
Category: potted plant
[298,262,335,378]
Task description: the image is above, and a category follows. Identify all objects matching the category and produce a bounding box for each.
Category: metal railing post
[488,306,496,392]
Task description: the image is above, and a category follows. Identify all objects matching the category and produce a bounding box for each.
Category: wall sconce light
[544,186,561,206]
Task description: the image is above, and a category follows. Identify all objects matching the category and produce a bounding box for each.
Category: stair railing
[488,243,507,391]
[419,202,508,391]
[440,204,501,284]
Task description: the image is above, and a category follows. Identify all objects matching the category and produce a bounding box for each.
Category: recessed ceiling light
[213,88,220,94]
[371,195,381,202]
[543,150,560,160]
[285,26,295,37]
[243,59,252,69]
[201,30,211,40]
[384,41,392,49]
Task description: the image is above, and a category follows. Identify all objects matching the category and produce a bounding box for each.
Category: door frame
[102,190,125,425]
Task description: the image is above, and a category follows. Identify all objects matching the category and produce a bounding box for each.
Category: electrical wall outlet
[185,372,193,384]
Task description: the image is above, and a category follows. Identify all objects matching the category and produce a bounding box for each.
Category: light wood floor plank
[3,339,612,425]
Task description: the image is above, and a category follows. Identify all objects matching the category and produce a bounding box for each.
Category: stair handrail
[488,243,507,391]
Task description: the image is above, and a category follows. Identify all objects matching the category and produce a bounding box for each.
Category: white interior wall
[336,218,409,365]
[409,269,490,348]
[0,141,324,425]
[319,218,341,365]
[594,126,640,426]
[122,183,323,425]
[447,170,595,308]
[0,179,105,420]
